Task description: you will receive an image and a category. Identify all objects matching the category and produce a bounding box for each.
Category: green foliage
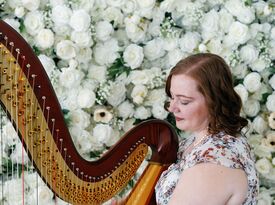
[260,93,270,105]
[62,109,71,126]
[1,158,28,177]
[107,57,131,81]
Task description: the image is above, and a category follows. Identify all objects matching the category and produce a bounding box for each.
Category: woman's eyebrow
[175,94,194,100]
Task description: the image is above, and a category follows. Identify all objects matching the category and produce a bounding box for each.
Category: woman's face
[168,74,209,133]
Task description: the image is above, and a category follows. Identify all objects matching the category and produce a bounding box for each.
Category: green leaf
[107,58,131,81]
[260,93,270,105]
[90,150,102,158]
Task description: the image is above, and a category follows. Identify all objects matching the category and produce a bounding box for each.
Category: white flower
[94,38,119,65]
[134,106,151,120]
[269,74,275,90]
[247,134,262,148]
[218,9,234,33]
[268,112,275,129]
[144,38,165,61]
[263,132,275,152]
[123,44,144,69]
[69,109,90,129]
[107,82,126,107]
[94,107,113,123]
[152,103,168,119]
[123,118,135,132]
[77,47,93,63]
[70,127,93,154]
[250,58,267,73]
[166,48,185,68]
[234,84,248,103]
[145,89,167,106]
[22,0,40,11]
[95,20,114,41]
[231,64,248,79]
[29,185,54,205]
[106,0,125,7]
[255,158,272,175]
[131,85,148,104]
[38,54,55,77]
[117,101,134,119]
[252,116,268,135]
[162,38,178,51]
[14,6,25,18]
[266,93,275,112]
[3,18,20,32]
[56,40,77,60]
[77,88,96,108]
[10,142,29,164]
[257,189,273,205]
[59,66,84,89]
[160,0,176,12]
[243,72,261,93]
[2,122,19,146]
[225,21,250,47]
[7,0,22,9]
[239,44,259,64]
[124,14,147,43]
[35,28,54,49]
[128,70,150,85]
[51,5,72,25]
[93,124,113,144]
[137,0,155,9]
[179,32,201,53]
[243,99,260,117]
[201,9,219,41]
[103,7,123,26]
[71,31,92,47]
[69,9,91,32]
[207,39,223,55]
[23,11,44,35]
[3,178,24,203]
[88,64,107,83]
[271,27,275,40]
[122,0,138,14]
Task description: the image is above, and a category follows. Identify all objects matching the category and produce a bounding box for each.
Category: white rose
[268,112,275,129]
[35,29,54,49]
[3,178,24,203]
[106,0,125,7]
[162,38,178,51]
[131,85,148,104]
[247,134,262,148]
[117,101,134,119]
[7,0,22,9]
[71,31,92,47]
[123,118,135,132]
[243,99,260,117]
[179,32,201,53]
[77,47,93,63]
[252,116,268,134]
[23,11,44,35]
[254,144,272,158]
[231,64,248,79]
[144,38,165,61]
[53,24,71,36]
[32,185,54,205]
[263,132,275,152]
[73,129,93,154]
[255,158,272,175]
[51,5,72,25]
[257,190,273,205]
[207,38,223,55]
[218,9,234,33]
[14,6,25,18]
[250,58,267,72]
[269,74,275,90]
[124,14,147,43]
[239,44,259,64]
[201,9,219,41]
[56,40,76,60]
[128,70,150,85]
[95,21,114,41]
[107,82,126,107]
[226,21,250,46]
[88,64,107,83]
[270,40,275,59]
[2,122,20,146]
[134,106,151,120]
[38,54,55,77]
[145,89,167,106]
[166,48,185,68]
[69,9,91,32]
[22,0,40,11]
[271,27,275,40]
[103,7,123,26]
[243,72,261,93]
[137,0,155,9]
[122,0,138,14]
[58,88,78,110]
[160,0,176,12]
[93,124,113,144]
[77,88,96,108]
[266,94,275,112]
[152,103,168,119]
[69,109,90,129]
[59,66,84,89]
[234,84,248,103]
[94,38,119,65]
[93,107,113,123]
[123,44,144,69]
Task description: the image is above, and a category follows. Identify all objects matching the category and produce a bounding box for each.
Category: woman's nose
[168,100,179,113]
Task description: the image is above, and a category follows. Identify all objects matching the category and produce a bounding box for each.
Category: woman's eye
[180,101,190,105]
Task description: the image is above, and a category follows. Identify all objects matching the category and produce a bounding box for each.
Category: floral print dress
[155,132,259,205]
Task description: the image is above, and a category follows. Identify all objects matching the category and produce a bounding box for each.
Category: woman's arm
[168,163,248,205]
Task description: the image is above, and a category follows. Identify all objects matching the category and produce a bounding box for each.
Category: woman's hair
[165,53,248,136]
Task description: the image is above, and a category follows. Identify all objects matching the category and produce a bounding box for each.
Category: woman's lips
[175,117,184,121]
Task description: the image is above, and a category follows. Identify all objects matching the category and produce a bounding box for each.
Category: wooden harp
[0,20,178,204]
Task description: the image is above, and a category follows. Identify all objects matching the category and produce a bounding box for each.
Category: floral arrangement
[0,0,275,204]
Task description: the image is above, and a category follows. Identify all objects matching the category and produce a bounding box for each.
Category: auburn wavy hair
[165,53,248,136]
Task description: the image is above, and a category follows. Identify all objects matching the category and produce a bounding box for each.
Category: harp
[0,20,178,204]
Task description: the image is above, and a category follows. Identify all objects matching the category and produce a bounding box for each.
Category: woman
[155,53,259,205]
[112,53,258,205]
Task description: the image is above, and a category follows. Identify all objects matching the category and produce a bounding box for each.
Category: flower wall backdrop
[0,0,275,204]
